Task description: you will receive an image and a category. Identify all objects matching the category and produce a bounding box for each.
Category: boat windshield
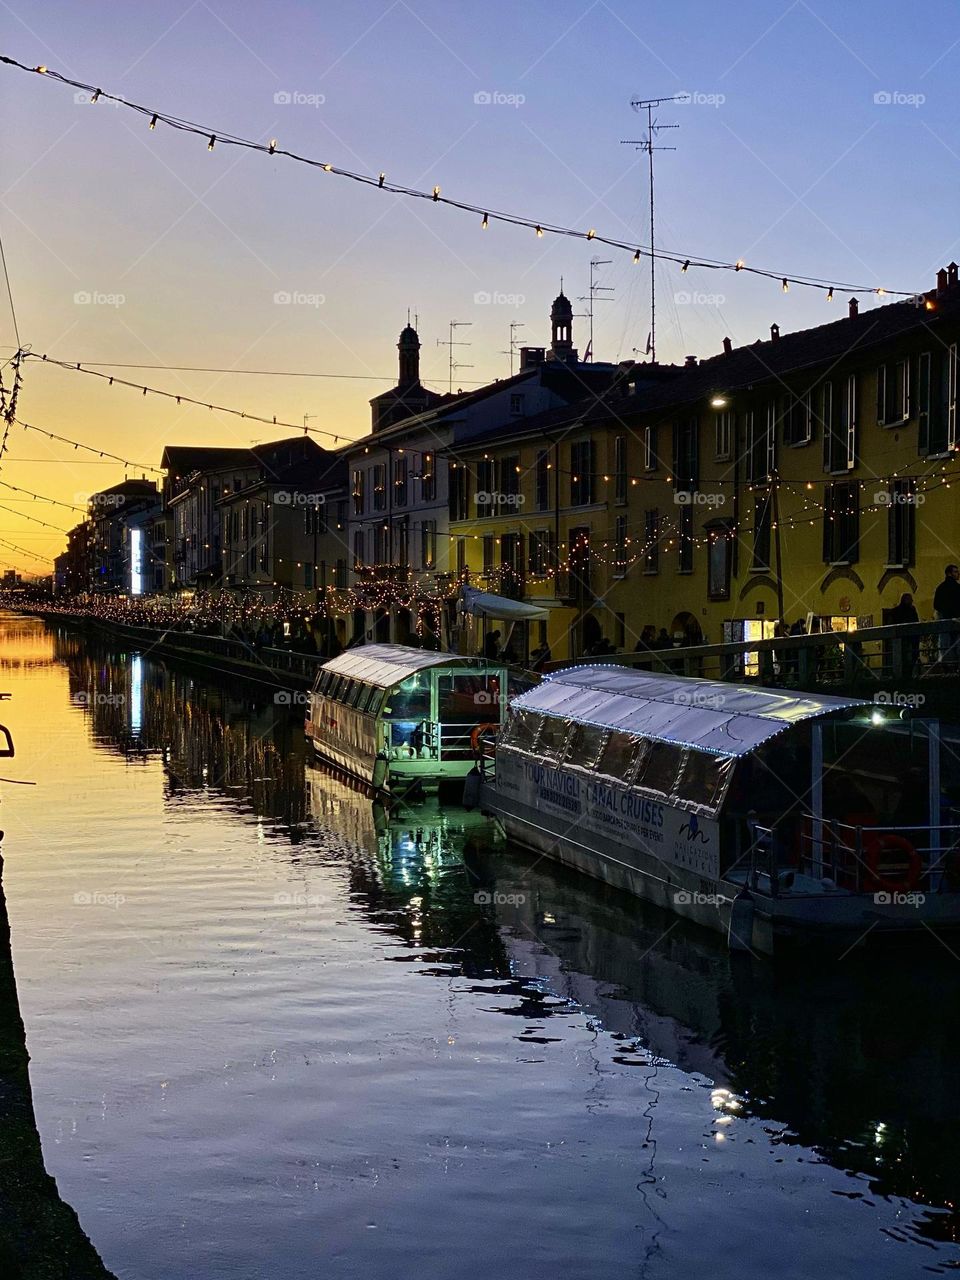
[437,673,501,723]
[383,675,431,720]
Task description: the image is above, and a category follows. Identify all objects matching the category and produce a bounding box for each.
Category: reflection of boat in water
[306,645,513,797]
[305,775,960,1245]
[481,665,960,954]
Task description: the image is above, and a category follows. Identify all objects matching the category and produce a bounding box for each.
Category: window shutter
[822,484,834,561]
[877,364,887,425]
[918,351,931,453]
[949,345,958,449]
[846,374,858,469]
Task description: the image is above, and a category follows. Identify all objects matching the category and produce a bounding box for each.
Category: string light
[0,53,915,299]
[207,134,215,151]
[481,212,488,230]
[149,113,157,129]
[22,353,349,444]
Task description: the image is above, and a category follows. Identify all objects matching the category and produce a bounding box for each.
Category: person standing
[933,566,960,666]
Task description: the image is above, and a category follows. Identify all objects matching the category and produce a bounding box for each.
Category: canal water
[0,612,958,1279]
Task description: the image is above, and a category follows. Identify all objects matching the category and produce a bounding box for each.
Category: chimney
[770,323,780,341]
[519,346,545,370]
[848,297,859,319]
[684,355,698,367]
[950,262,959,289]
[722,336,733,354]
[937,268,949,293]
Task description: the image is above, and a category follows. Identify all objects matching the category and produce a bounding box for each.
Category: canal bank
[2,612,960,1277]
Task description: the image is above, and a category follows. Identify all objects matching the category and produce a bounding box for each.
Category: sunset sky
[1,0,958,573]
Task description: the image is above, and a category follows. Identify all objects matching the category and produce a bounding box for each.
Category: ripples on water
[0,614,958,1279]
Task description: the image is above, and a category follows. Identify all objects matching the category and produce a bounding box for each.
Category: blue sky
[1,0,958,565]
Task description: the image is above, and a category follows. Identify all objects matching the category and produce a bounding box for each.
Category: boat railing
[726,818,781,896]
[548,618,960,691]
[799,817,960,893]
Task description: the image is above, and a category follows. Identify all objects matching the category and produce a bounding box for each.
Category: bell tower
[548,286,576,362]
[398,320,421,389]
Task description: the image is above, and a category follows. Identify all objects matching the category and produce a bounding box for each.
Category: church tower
[398,322,420,389]
[548,288,577,363]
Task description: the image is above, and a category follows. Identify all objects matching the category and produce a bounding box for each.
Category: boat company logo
[473,889,526,905]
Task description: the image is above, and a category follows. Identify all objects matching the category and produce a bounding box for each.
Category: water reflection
[16,618,960,1265]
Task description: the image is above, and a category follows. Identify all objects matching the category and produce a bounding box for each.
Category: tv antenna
[622,94,683,364]
[437,320,473,393]
[578,258,614,362]
[500,321,525,376]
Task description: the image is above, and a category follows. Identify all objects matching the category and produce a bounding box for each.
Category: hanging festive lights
[0,52,912,300]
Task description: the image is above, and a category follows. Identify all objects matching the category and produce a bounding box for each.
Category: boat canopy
[319,644,480,690]
[510,666,869,757]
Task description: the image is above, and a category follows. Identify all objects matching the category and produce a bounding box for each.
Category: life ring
[470,722,499,754]
[862,832,922,893]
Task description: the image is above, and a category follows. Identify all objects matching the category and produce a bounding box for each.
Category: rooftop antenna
[436,320,473,393]
[578,258,614,362]
[501,321,525,375]
[622,94,683,364]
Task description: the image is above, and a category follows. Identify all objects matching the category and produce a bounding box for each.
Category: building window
[823,376,857,473]
[570,440,595,505]
[747,405,776,481]
[528,529,555,576]
[482,534,495,574]
[886,479,917,567]
[707,524,733,600]
[336,500,346,531]
[392,516,408,565]
[643,424,657,471]
[373,524,387,565]
[475,458,494,517]
[752,492,772,570]
[421,453,436,502]
[535,450,549,511]
[715,411,734,461]
[678,505,694,573]
[393,457,408,506]
[823,480,860,564]
[782,391,813,447]
[421,519,436,569]
[614,435,627,503]
[643,509,659,574]
[509,393,525,415]
[352,469,365,515]
[497,455,520,500]
[449,464,468,521]
[918,345,958,457]
[372,463,386,511]
[613,515,628,577]
[877,359,911,426]
[335,558,347,588]
[456,538,466,576]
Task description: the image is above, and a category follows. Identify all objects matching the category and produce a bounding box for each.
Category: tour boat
[306,644,515,796]
[477,664,960,955]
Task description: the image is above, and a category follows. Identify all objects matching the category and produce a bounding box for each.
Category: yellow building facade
[450,273,960,662]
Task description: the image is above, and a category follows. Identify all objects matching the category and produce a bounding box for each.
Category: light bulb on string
[481,212,489,230]
[207,135,216,151]
[535,225,543,238]
[148,113,157,129]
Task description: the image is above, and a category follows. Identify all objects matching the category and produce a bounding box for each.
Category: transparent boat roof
[320,644,485,689]
[511,665,870,757]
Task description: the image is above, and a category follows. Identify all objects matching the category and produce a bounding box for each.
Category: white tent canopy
[460,586,549,622]
[511,665,869,757]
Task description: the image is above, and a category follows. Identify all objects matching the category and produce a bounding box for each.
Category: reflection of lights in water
[874,1121,887,1145]
[130,655,142,735]
[542,912,556,925]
